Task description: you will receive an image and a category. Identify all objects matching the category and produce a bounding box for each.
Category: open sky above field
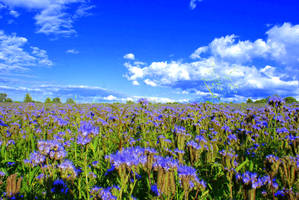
[0,0,299,103]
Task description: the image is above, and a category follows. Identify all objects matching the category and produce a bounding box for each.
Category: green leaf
[235,159,249,172]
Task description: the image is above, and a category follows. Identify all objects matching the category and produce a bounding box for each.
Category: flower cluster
[268,96,285,108]
[90,186,117,200]
[77,121,99,145]
[236,171,271,189]
[37,140,67,160]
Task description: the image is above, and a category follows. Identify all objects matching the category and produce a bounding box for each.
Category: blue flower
[51,179,69,194]
[276,127,289,134]
[90,186,117,200]
[153,155,179,171]
[274,190,285,197]
[151,184,160,196]
[107,147,147,168]
[0,171,5,177]
[268,96,284,107]
[58,160,77,180]
[0,120,8,127]
[24,151,46,167]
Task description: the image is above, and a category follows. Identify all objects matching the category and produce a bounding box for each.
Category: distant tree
[254,99,267,104]
[284,97,297,104]
[246,98,253,104]
[66,98,75,104]
[24,93,33,103]
[126,100,135,105]
[45,97,52,104]
[0,93,7,102]
[52,97,61,104]
[5,98,13,102]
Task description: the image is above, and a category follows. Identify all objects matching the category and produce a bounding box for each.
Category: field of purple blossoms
[0,97,298,200]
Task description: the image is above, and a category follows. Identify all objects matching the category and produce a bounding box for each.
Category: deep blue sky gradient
[0,0,298,102]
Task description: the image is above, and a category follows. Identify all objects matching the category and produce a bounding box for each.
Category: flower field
[0,98,298,199]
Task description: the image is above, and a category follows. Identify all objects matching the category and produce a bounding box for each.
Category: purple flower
[0,120,8,127]
[153,155,179,171]
[187,140,201,150]
[51,179,69,194]
[195,135,207,143]
[90,186,117,200]
[92,161,99,167]
[227,134,237,143]
[236,171,268,189]
[106,147,147,168]
[178,165,198,180]
[151,184,160,196]
[58,160,77,179]
[276,127,289,134]
[24,151,46,167]
[173,125,187,136]
[275,190,285,197]
[268,96,284,107]
[0,171,5,177]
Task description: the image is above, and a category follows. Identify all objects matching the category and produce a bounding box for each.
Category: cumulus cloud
[0,0,94,36]
[124,23,299,100]
[123,53,135,60]
[66,49,79,54]
[190,0,202,10]
[144,79,157,87]
[0,30,52,71]
[103,95,117,101]
[190,46,208,59]
[9,10,19,17]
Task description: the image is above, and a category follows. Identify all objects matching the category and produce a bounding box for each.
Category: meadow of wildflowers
[0,97,298,199]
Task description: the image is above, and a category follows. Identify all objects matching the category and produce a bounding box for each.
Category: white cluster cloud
[103,95,117,101]
[124,23,299,99]
[0,30,52,71]
[0,0,94,36]
[123,53,135,60]
[9,10,19,17]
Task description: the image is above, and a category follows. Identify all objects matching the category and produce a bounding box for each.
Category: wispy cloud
[66,49,79,54]
[190,0,202,10]
[0,83,191,103]
[0,84,124,103]
[0,0,94,37]
[0,30,52,71]
[124,23,299,100]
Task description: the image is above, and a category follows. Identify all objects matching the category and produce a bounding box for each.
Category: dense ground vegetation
[0,97,298,199]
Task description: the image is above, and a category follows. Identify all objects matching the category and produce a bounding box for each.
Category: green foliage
[0,93,12,102]
[0,93,7,102]
[66,98,75,104]
[284,96,297,104]
[24,93,33,103]
[44,97,52,104]
[52,97,61,104]
[246,98,253,104]
[5,98,13,102]
[254,98,267,104]
[125,100,135,105]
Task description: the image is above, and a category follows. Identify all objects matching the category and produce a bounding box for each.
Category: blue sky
[0,0,298,103]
